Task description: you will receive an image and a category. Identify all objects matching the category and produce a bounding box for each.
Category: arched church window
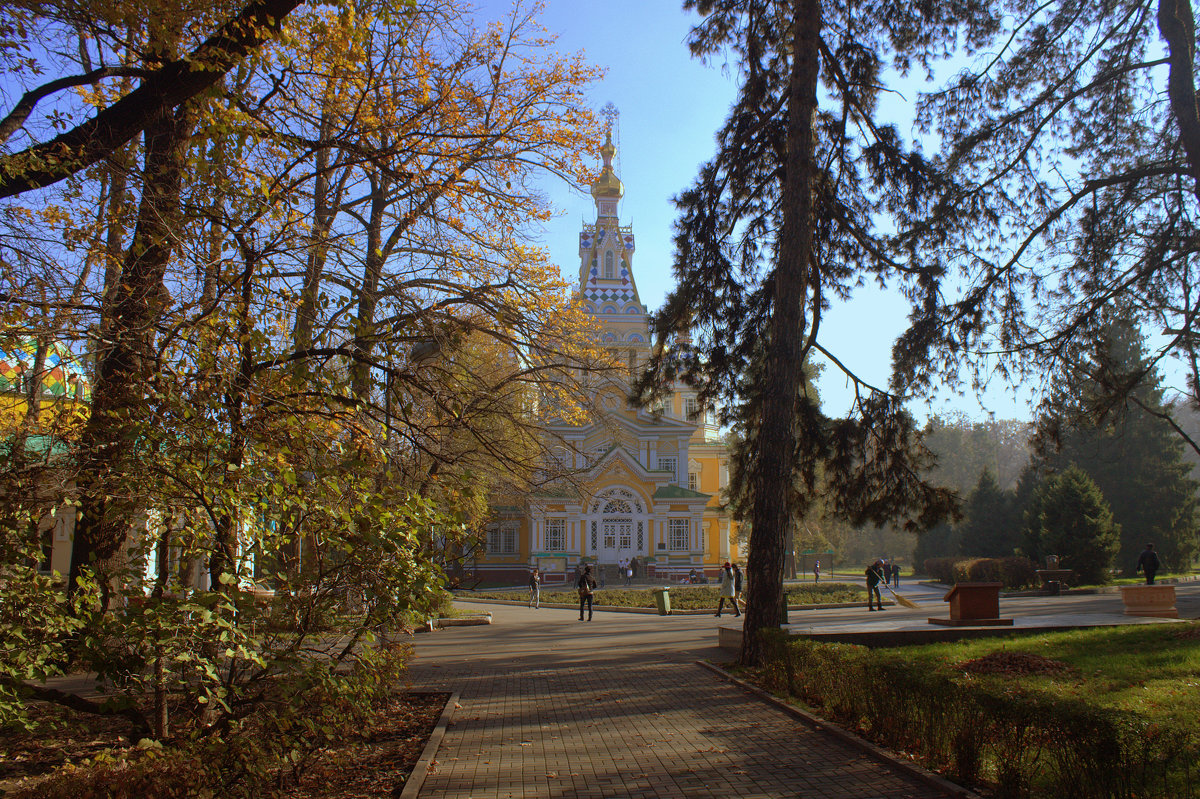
[590,487,644,515]
[603,498,633,514]
[604,250,614,278]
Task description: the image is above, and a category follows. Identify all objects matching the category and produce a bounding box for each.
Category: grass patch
[459,583,867,609]
[904,623,1200,728]
[752,622,1200,798]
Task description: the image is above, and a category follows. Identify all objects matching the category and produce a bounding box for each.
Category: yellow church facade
[474,133,739,586]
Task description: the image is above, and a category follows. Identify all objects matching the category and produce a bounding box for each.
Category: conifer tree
[1031,313,1200,572]
[1024,466,1120,584]
[636,0,992,664]
[898,0,1200,448]
[956,469,1020,558]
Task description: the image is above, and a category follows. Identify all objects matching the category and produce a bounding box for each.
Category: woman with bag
[715,562,740,617]
[528,567,541,609]
[577,564,596,621]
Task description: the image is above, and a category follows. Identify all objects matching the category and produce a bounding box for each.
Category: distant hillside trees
[912,417,1030,565]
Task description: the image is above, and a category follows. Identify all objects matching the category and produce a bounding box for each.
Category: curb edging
[694,660,983,799]
[397,690,460,799]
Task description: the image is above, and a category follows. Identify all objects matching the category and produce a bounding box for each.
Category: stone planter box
[1120,585,1178,618]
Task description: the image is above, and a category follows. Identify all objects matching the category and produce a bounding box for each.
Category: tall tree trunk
[740,0,822,666]
[1159,0,1200,200]
[351,172,389,405]
[209,240,256,593]
[68,97,191,604]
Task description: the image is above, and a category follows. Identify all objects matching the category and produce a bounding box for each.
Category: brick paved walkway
[406,605,958,798]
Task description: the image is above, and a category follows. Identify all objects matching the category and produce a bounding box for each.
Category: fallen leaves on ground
[0,692,448,798]
[287,692,449,798]
[957,651,1074,676]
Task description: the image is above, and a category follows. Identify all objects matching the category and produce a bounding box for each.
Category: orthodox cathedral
[473,132,739,586]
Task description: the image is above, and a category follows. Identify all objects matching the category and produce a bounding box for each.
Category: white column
[719,518,730,561]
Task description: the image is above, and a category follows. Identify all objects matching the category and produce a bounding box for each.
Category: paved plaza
[406,581,1199,798]
[406,586,962,798]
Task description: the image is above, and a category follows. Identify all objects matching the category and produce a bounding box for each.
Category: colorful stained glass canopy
[0,340,88,398]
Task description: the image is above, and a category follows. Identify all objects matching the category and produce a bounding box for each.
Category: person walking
[716,562,740,617]
[732,563,743,603]
[813,560,820,583]
[891,562,901,588]
[625,559,633,586]
[1136,543,1161,585]
[577,564,596,621]
[528,567,541,609]
[865,559,885,611]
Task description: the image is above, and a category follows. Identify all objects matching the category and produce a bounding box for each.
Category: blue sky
[473,1,1037,422]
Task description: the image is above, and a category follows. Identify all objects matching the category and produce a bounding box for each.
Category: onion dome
[590,129,624,200]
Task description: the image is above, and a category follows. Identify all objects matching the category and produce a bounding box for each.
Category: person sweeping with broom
[865,560,886,611]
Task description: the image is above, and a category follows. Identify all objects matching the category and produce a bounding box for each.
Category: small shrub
[923,557,960,584]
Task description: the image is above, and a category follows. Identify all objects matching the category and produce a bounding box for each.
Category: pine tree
[956,469,1020,558]
[635,0,992,664]
[1024,466,1120,584]
[1033,314,1200,573]
[897,1,1200,451]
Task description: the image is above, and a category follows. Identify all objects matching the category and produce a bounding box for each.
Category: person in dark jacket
[1136,543,1161,585]
[865,560,885,611]
[577,564,596,621]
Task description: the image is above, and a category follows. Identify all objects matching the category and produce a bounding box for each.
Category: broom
[882,582,921,609]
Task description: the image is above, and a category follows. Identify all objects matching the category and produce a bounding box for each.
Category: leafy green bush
[759,632,1199,798]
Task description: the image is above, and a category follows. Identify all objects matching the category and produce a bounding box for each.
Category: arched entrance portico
[586,487,648,564]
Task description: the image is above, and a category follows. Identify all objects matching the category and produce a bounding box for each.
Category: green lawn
[459,583,867,609]
[898,623,1200,727]
[752,621,1200,796]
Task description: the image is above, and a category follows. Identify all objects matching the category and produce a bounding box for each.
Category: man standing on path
[813,560,820,583]
[715,562,740,617]
[891,562,901,588]
[577,564,596,621]
[1137,543,1161,584]
[866,560,885,611]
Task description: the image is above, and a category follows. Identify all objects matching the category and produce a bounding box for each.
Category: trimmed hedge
[759,632,1198,798]
[463,583,867,609]
[923,556,1040,589]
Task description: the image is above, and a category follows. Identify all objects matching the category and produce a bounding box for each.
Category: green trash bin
[652,587,671,616]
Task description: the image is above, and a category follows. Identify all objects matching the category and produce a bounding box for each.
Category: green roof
[652,485,710,499]
[1,434,74,459]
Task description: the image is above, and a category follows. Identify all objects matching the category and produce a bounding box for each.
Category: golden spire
[590,128,624,201]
